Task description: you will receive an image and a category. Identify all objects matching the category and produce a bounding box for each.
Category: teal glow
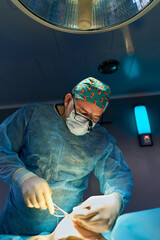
[123,55,140,79]
[134,105,151,134]
[112,66,117,70]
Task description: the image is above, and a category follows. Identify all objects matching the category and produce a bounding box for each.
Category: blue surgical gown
[0,103,134,235]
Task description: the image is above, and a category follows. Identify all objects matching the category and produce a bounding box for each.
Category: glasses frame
[72,99,98,132]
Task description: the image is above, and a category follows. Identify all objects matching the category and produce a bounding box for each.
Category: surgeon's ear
[64,93,73,107]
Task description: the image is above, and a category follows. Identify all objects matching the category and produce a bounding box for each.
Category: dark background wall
[0,95,160,215]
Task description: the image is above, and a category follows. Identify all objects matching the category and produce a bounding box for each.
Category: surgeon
[0,77,134,235]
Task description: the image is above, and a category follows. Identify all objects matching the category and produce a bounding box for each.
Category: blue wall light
[134,105,153,146]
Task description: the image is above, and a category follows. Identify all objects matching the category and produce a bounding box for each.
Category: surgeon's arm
[72,135,134,233]
[0,107,30,185]
[0,105,54,214]
[94,136,134,210]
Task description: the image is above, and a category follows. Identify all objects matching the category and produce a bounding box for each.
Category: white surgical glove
[71,193,124,233]
[12,168,54,214]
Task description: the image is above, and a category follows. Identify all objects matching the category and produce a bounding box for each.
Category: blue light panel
[134,105,151,134]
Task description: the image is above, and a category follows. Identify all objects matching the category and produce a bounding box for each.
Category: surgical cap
[72,77,111,111]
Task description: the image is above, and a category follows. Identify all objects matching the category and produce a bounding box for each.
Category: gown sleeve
[93,133,134,211]
[0,105,34,186]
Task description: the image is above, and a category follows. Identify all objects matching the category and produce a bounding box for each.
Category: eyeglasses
[72,100,99,131]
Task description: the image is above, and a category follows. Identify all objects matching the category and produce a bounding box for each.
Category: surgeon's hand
[71,193,123,233]
[20,175,54,214]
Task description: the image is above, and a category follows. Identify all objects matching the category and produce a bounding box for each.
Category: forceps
[53,203,70,218]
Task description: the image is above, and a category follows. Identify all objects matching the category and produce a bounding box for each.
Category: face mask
[66,109,96,136]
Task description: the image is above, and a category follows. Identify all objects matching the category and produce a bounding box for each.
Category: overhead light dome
[11,0,159,33]
[98,60,120,74]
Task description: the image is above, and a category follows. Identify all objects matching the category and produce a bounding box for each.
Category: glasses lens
[75,113,88,123]
[73,100,97,124]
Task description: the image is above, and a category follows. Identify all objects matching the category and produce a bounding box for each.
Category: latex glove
[71,193,123,233]
[20,175,54,214]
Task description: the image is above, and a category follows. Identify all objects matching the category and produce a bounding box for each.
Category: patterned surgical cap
[72,77,111,111]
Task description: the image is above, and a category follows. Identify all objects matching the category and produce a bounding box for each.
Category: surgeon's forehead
[74,98,103,115]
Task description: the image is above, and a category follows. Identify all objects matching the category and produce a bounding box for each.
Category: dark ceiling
[0,1,160,109]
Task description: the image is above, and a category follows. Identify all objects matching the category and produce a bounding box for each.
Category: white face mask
[66,109,96,136]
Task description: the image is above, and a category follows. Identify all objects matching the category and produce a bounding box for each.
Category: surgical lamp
[11,0,159,33]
